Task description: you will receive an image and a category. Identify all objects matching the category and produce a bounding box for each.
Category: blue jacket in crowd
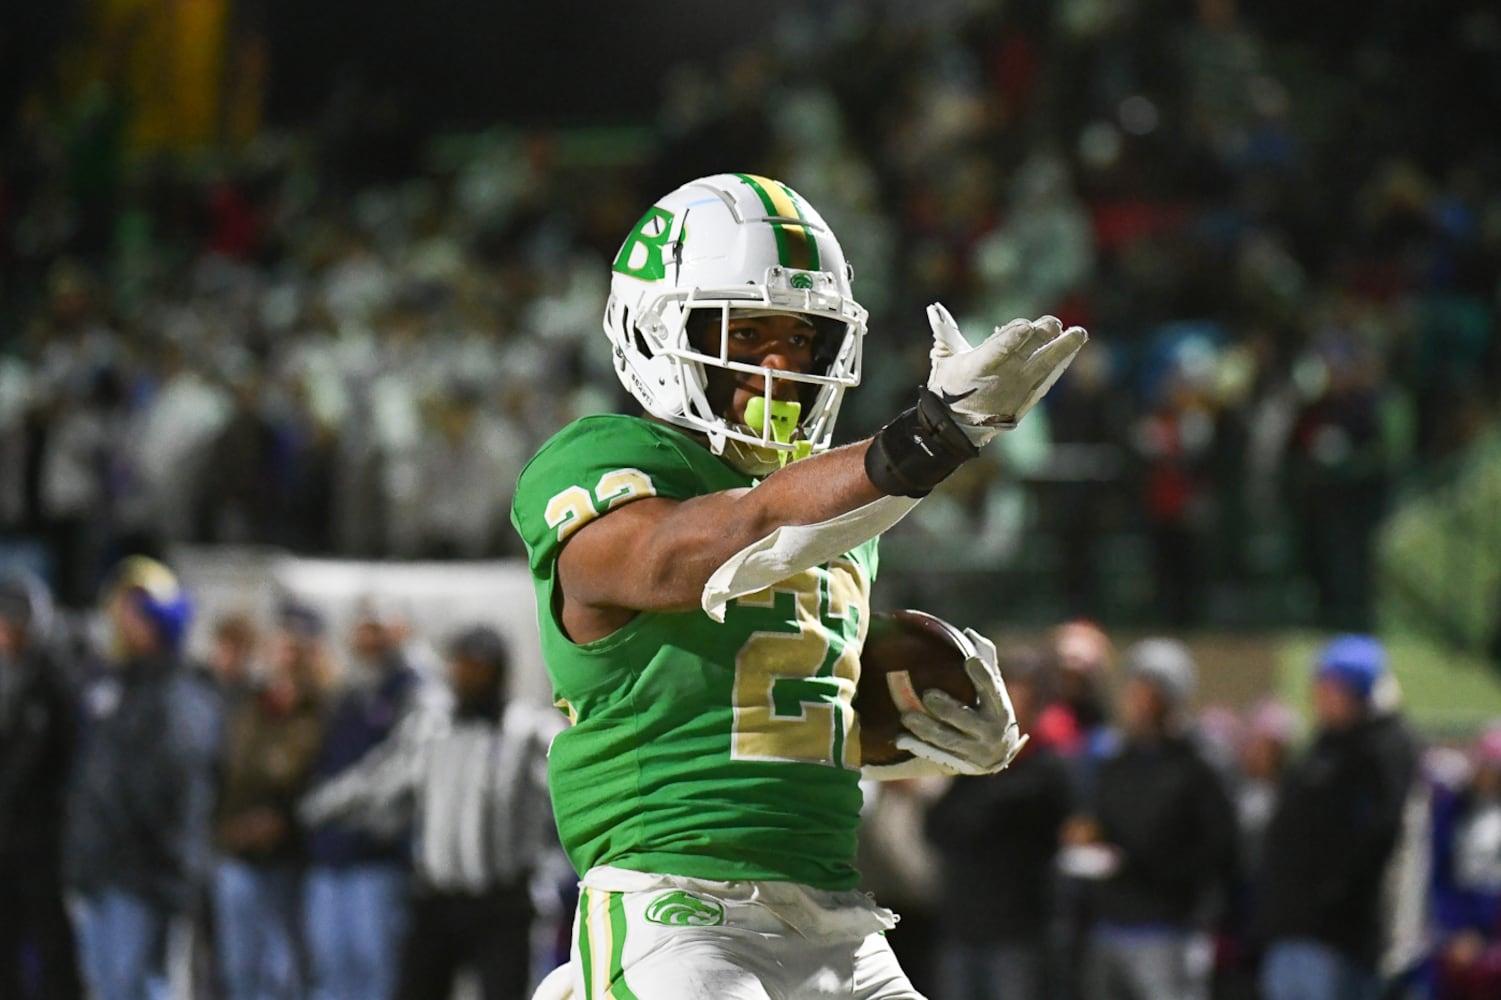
[304,654,423,868]
[63,652,221,912]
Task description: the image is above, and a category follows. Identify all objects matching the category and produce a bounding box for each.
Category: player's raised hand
[925,303,1088,446]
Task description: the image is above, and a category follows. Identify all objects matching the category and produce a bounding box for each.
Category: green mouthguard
[744,397,813,466]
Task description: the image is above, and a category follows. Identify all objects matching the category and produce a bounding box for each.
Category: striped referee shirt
[301,700,563,894]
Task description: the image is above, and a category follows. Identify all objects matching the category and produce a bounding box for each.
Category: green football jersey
[510,415,877,891]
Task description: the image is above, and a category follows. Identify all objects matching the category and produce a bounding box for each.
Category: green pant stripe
[607,892,641,1000]
[578,892,595,999]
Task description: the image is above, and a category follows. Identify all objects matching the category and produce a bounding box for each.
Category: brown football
[854,609,978,765]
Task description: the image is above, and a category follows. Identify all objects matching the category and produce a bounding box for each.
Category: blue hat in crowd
[110,555,193,651]
[1315,634,1386,701]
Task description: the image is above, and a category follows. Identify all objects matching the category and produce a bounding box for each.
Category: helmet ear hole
[613,304,649,358]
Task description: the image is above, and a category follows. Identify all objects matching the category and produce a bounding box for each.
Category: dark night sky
[265,0,801,128]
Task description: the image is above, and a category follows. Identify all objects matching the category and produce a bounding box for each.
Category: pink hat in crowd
[1246,698,1299,745]
[1052,619,1115,675]
[1474,721,1501,766]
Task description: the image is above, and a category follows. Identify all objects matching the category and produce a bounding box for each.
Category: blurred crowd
[861,619,1501,1000]
[0,560,567,1000]
[4,7,1501,1000]
[10,558,1501,1000]
[2,0,1499,631]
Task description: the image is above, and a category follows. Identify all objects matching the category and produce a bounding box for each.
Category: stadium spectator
[120,344,233,553]
[1430,720,1501,1000]
[1282,339,1393,632]
[0,568,83,999]
[31,360,122,608]
[412,383,526,560]
[1213,697,1300,1000]
[1039,617,1119,1000]
[298,596,445,1000]
[189,610,261,997]
[1040,345,1131,620]
[1038,619,1118,769]
[1233,698,1300,877]
[1257,635,1422,1000]
[1132,349,1220,628]
[64,557,220,1000]
[1068,638,1238,1000]
[198,374,281,546]
[210,601,330,1000]
[206,611,260,709]
[924,646,1074,1000]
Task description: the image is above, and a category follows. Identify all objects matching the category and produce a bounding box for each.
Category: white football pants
[558,865,924,1000]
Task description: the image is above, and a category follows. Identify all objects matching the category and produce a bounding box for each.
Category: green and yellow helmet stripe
[735,173,822,272]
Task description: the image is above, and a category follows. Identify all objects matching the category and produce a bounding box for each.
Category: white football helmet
[604,173,868,475]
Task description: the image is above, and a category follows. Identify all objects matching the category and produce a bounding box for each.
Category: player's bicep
[557,489,752,613]
[557,495,676,602]
[557,496,694,613]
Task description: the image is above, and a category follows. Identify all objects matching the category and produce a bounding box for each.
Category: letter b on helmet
[612,206,676,281]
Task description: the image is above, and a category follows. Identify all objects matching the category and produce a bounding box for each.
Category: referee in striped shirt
[301,625,563,1000]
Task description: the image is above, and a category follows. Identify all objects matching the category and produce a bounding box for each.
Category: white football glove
[926,303,1088,446]
[894,628,1028,776]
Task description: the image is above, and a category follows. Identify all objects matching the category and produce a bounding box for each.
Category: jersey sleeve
[510,416,709,579]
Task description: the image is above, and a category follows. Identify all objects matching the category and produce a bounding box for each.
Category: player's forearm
[573,380,1009,615]
[692,389,1007,615]
[731,439,886,530]
[627,440,883,607]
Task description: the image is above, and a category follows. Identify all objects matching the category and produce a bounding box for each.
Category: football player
[511,173,1086,1000]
